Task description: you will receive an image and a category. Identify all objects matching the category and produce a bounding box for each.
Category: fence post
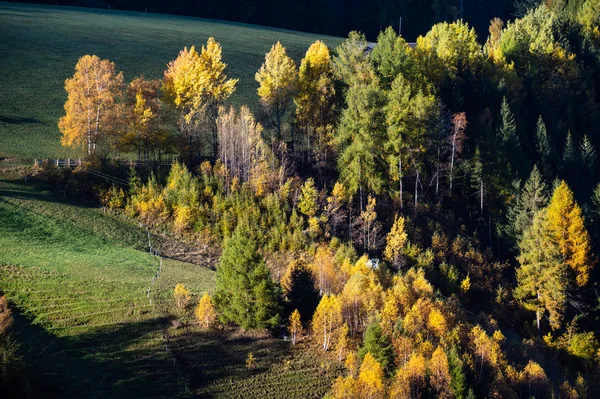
[56,159,59,167]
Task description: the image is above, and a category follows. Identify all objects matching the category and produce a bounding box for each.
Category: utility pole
[398,16,402,36]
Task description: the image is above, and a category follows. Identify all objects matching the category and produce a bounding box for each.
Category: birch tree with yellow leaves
[311,294,343,351]
[59,55,124,155]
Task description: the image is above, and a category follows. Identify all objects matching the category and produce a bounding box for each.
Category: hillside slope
[0,3,342,158]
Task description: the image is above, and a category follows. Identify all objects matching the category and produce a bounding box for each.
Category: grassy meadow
[0,170,339,397]
[0,3,342,159]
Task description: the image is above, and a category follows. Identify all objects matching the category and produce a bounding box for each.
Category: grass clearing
[0,173,339,397]
[0,3,342,158]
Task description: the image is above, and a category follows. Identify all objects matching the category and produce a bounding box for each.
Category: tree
[311,294,343,351]
[195,292,217,327]
[560,131,577,176]
[216,105,276,193]
[515,208,567,335]
[215,227,281,329]
[371,26,414,88]
[281,259,320,322]
[448,346,466,399]
[385,74,441,209]
[497,96,521,178]
[59,54,124,155]
[163,39,237,160]
[358,323,395,375]
[357,352,385,399]
[546,181,594,286]
[288,309,302,345]
[295,40,336,159]
[430,346,452,399]
[447,112,467,194]
[123,77,169,162]
[332,31,374,87]
[336,81,387,200]
[535,116,551,179]
[505,165,548,248]
[174,283,191,309]
[384,214,408,269]
[256,41,298,141]
[298,178,319,217]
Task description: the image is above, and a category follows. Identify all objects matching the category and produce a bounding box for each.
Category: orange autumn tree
[59,55,124,155]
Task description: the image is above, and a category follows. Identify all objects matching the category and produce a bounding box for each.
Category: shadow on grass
[0,115,41,125]
[0,178,96,209]
[11,310,188,399]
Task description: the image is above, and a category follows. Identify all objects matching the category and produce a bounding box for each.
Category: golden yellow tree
[122,77,167,161]
[335,323,350,361]
[255,41,298,141]
[429,346,452,398]
[384,214,408,269]
[331,375,359,399]
[390,352,427,398]
[195,292,217,327]
[295,40,336,160]
[163,39,237,159]
[288,309,302,345]
[380,290,400,337]
[59,54,124,155]
[174,283,191,309]
[357,352,385,399]
[546,181,594,286]
[311,294,343,351]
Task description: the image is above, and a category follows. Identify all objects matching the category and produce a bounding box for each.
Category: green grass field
[0,170,339,397]
[0,3,342,159]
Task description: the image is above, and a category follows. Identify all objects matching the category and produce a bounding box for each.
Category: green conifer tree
[358,323,395,375]
[215,226,282,329]
[535,115,552,179]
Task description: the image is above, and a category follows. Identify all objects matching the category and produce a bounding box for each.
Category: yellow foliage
[331,375,359,399]
[427,308,447,338]
[334,324,350,362]
[173,205,192,232]
[357,352,385,399]
[384,214,408,268]
[429,346,452,398]
[311,294,343,351]
[59,54,124,155]
[195,292,217,327]
[255,41,297,139]
[342,351,358,376]
[163,39,237,118]
[174,283,191,309]
[288,309,302,345]
[547,181,594,286]
[460,274,471,294]
[246,352,256,369]
[380,290,400,337]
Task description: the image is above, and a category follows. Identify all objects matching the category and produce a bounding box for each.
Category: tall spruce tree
[215,226,282,330]
[358,323,395,375]
[505,165,548,250]
[498,97,521,178]
[535,115,552,179]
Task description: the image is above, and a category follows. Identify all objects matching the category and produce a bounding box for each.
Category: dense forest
[22,0,600,397]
